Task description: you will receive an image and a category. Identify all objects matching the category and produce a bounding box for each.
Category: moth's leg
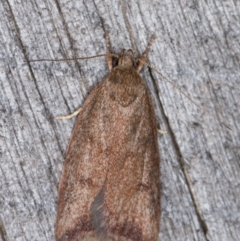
[158,129,167,134]
[56,107,81,120]
[137,34,156,72]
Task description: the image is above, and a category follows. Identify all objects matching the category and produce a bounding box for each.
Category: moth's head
[118,49,136,68]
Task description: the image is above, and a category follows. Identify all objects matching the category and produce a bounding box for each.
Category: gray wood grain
[0,0,239,241]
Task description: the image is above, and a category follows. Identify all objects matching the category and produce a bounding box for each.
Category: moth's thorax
[107,67,144,107]
[107,49,144,108]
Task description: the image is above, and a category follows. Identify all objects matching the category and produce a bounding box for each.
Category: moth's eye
[112,57,119,67]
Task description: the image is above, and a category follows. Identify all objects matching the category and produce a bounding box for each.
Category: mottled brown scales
[55,37,160,241]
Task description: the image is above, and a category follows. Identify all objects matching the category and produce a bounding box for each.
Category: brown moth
[55,34,160,241]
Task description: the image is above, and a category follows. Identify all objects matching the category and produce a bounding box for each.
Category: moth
[55,34,161,241]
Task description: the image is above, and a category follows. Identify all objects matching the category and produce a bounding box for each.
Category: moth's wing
[55,70,160,241]
[55,81,110,241]
[90,75,161,241]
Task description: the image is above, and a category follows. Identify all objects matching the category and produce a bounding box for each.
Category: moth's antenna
[137,34,156,72]
[28,38,230,130]
[28,54,118,63]
[141,60,231,130]
[104,29,114,71]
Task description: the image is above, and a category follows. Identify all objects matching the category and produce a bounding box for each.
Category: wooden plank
[0,0,239,241]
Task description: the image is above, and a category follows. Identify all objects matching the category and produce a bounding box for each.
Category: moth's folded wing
[55,81,109,241]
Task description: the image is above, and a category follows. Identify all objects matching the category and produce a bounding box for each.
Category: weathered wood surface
[0,0,239,241]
